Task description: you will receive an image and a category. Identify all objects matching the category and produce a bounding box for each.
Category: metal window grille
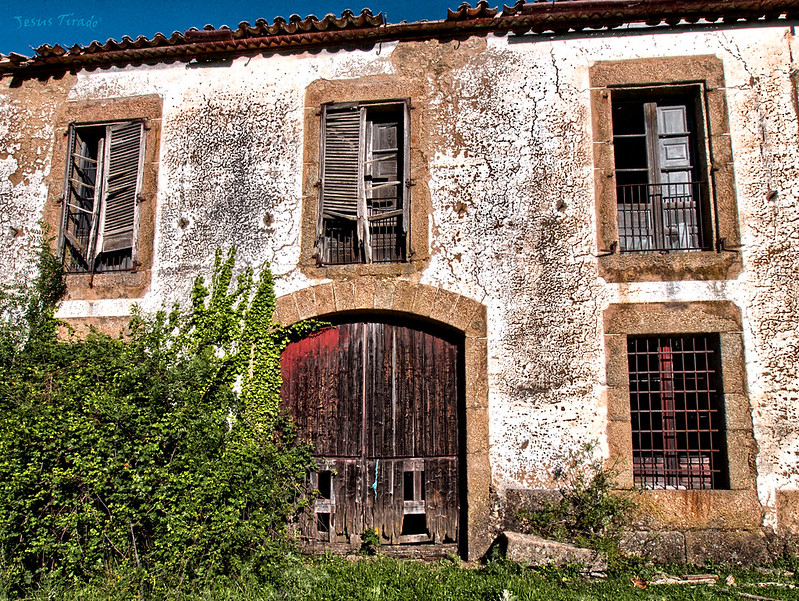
[617,181,707,252]
[321,219,359,265]
[369,214,404,263]
[627,334,727,490]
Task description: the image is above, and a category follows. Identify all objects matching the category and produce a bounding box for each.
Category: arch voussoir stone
[275,277,485,335]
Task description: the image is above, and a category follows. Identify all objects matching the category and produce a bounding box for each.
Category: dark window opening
[401,513,428,536]
[318,471,332,499]
[60,121,144,273]
[627,333,728,490]
[318,101,409,265]
[612,89,710,253]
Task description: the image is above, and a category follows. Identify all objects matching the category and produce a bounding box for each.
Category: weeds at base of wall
[515,442,637,570]
[5,555,799,601]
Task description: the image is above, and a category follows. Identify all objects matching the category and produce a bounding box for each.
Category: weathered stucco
[3,20,799,559]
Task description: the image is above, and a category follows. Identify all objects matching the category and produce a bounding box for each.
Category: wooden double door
[281,320,460,549]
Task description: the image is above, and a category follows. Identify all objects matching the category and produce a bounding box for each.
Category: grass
[8,555,799,601]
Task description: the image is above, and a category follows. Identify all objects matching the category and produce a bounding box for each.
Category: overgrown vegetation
[359,528,381,556]
[517,442,634,560]
[0,242,318,594]
[9,555,799,601]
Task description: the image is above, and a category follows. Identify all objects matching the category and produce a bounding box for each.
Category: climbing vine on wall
[0,244,315,592]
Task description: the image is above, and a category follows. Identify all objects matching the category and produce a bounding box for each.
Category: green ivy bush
[0,244,316,594]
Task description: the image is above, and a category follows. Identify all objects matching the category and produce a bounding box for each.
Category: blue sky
[0,0,457,56]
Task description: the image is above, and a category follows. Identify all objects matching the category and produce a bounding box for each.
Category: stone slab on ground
[500,531,608,573]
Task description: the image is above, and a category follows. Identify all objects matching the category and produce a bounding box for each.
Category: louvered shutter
[320,107,362,221]
[98,121,143,255]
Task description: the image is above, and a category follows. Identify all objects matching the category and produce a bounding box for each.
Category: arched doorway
[281,317,462,552]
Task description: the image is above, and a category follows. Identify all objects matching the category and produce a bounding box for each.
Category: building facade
[2,0,799,562]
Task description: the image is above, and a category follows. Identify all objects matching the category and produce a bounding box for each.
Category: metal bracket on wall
[596,241,618,257]
[716,237,743,253]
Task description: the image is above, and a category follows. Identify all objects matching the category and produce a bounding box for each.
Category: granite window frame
[45,95,162,300]
[591,56,741,282]
[604,301,760,528]
[300,76,431,279]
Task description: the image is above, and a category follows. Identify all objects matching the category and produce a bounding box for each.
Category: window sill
[598,250,742,283]
[63,269,150,300]
[300,258,428,280]
[623,489,762,530]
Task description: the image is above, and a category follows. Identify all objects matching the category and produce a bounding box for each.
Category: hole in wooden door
[403,471,414,501]
[401,513,428,536]
[318,470,332,499]
[316,512,330,541]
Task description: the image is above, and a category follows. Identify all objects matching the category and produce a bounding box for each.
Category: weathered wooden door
[281,320,460,549]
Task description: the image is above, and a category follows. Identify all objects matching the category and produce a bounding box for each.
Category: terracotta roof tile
[447,0,498,20]
[2,1,799,75]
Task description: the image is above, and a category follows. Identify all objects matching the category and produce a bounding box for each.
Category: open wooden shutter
[320,106,362,221]
[656,104,697,249]
[365,117,403,262]
[97,121,143,255]
[402,102,410,237]
[61,126,102,268]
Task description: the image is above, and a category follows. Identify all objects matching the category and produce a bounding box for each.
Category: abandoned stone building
[2,0,799,563]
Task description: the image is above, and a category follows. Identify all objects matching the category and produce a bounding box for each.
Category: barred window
[627,334,728,490]
[317,101,409,265]
[60,121,144,273]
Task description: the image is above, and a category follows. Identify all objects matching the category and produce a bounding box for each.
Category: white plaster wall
[2,23,799,529]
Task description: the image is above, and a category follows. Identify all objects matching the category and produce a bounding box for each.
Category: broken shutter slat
[99,121,143,254]
[85,137,105,263]
[359,110,371,263]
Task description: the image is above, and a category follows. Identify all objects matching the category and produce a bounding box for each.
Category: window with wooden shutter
[612,89,709,253]
[60,121,144,273]
[318,101,409,265]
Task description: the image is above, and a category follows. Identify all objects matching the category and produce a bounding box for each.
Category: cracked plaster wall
[2,25,799,531]
[0,77,73,288]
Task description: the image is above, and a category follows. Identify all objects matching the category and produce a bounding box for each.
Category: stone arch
[274,277,491,560]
